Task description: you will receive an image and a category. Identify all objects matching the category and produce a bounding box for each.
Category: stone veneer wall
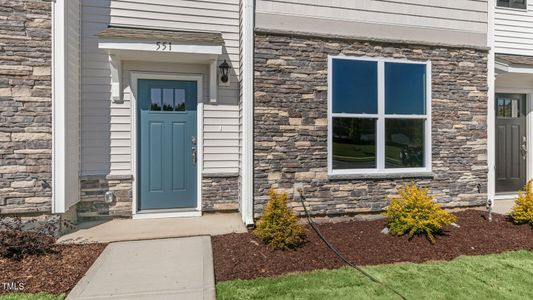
[77,176,132,219]
[254,32,489,217]
[78,175,238,218]
[202,175,239,212]
[0,0,53,215]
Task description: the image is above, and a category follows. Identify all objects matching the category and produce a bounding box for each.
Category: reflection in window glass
[385,62,426,115]
[162,88,174,111]
[496,98,521,118]
[385,119,425,168]
[497,0,526,9]
[175,89,186,111]
[150,88,161,111]
[332,59,378,114]
[332,118,376,169]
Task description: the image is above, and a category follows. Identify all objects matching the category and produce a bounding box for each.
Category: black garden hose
[297,188,407,300]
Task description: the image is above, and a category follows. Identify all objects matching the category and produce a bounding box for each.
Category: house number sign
[155,42,172,51]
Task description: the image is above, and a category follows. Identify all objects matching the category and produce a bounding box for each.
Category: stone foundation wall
[0,0,53,215]
[254,32,489,217]
[202,175,239,212]
[78,174,238,218]
[77,176,132,219]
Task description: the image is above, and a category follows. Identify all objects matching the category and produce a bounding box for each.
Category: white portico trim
[98,40,222,56]
[98,26,223,105]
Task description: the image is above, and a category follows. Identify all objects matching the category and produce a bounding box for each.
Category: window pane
[175,89,186,111]
[332,59,378,114]
[385,62,426,115]
[496,97,525,118]
[511,0,526,9]
[162,88,174,111]
[385,119,425,168]
[150,88,161,111]
[332,118,376,169]
[497,0,509,6]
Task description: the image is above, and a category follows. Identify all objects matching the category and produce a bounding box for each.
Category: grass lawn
[0,294,64,300]
[217,251,533,300]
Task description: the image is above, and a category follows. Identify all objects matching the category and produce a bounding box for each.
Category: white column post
[241,0,255,225]
[52,0,66,213]
[487,0,496,206]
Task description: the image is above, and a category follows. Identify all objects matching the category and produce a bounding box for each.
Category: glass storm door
[138,79,197,210]
[495,94,527,194]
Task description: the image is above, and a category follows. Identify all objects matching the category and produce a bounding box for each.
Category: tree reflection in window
[150,88,162,111]
[175,89,186,111]
[162,89,174,111]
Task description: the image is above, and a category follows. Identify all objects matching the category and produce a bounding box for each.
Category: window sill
[328,172,434,180]
[495,6,528,12]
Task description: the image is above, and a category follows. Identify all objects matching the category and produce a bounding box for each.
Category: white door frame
[493,88,533,199]
[130,72,204,219]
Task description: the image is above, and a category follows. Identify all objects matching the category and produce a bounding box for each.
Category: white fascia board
[503,65,533,74]
[98,39,222,56]
[494,60,510,73]
[241,0,255,226]
[52,0,66,214]
[495,60,533,75]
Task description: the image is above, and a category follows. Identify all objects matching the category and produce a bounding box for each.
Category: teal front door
[138,79,197,210]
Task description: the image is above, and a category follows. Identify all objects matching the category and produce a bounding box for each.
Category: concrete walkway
[59,213,247,243]
[67,236,215,300]
[493,199,515,215]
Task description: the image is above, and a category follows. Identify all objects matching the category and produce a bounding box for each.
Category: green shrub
[384,183,456,244]
[511,179,533,226]
[253,189,305,250]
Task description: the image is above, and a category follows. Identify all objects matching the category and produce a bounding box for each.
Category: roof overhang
[495,54,533,75]
[97,26,223,63]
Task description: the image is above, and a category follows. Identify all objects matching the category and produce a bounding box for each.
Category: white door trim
[130,72,203,219]
[493,88,532,198]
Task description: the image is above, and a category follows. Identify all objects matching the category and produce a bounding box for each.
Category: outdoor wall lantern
[219,59,230,84]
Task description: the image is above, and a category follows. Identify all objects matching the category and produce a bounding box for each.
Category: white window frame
[327,55,432,176]
[496,0,527,10]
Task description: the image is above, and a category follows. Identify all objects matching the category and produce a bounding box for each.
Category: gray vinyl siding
[80,0,240,176]
[81,0,114,175]
[255,0,488,47]
[65,0,81,207]
[495,3,533,56]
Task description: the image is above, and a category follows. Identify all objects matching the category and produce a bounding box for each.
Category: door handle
[522,136,528,160]
[192,147,197,165]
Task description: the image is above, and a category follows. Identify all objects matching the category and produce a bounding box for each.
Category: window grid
[328,56,432,175]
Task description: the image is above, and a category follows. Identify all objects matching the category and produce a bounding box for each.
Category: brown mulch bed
[212,210,533,282]
[0,243,106,295]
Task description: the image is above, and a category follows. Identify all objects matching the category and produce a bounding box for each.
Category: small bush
[0,216,67,260]
[0,230,56,260]
[384,183,457,244]
[253,189,305,250]
[511,179,533,226]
